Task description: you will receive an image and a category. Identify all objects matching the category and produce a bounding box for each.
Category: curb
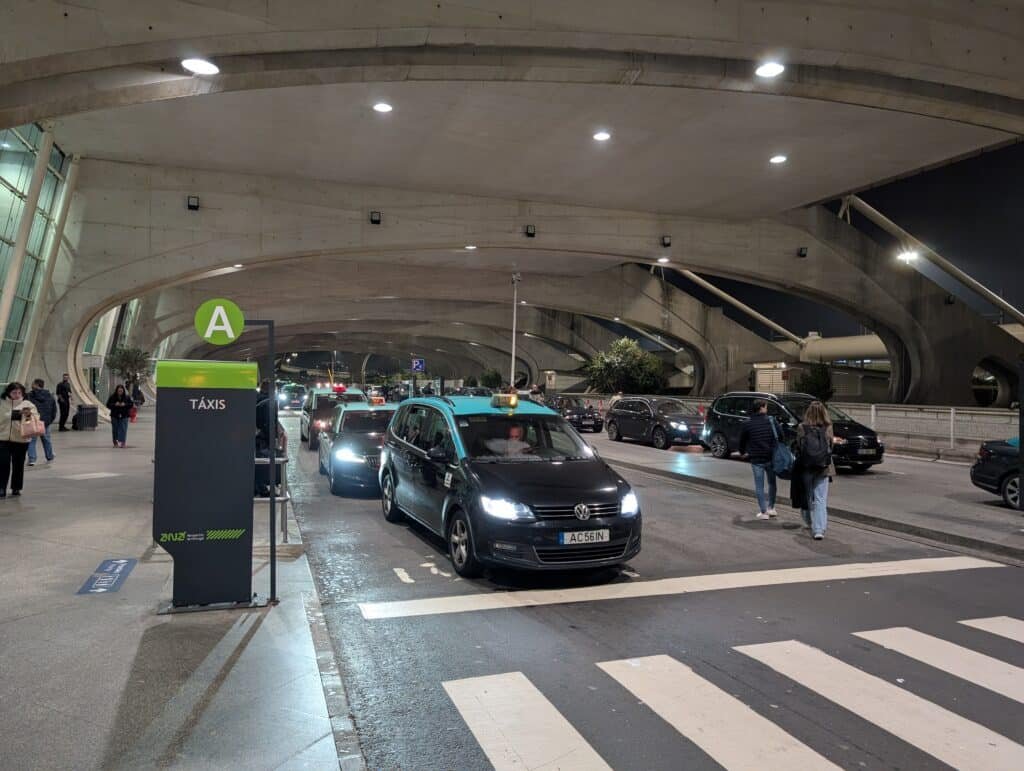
[607,458,1024,561]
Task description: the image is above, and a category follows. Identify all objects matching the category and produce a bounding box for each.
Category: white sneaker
[767,508,778,518]
[755,512,770,520]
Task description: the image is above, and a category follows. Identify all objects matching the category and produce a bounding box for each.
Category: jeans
[27,424,54,462]
[112,417,129,445]
[750,462,777,513]
[801,472,830,535]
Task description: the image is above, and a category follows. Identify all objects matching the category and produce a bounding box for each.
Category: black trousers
[0,441,28,493]
[58,398,70,428]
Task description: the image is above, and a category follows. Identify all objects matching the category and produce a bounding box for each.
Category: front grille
[531,502,620,520]
[365,456,380,470]
[535,542,628,564]
[843,436,879,451]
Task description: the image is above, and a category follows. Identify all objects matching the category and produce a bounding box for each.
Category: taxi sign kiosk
[153,360,259,611]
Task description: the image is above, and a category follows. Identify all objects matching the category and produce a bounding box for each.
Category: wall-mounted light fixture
[661,235,672,248]
[369,210,382,225]
[524,224,536,238]
[186,195,200,211]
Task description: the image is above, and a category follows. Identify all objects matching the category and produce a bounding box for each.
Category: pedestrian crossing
[443,615,1024,770]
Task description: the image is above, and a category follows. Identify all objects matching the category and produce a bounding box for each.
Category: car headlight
[335,447,365,464]
[277,393,286,401]
[480,496,534,521]
[621,491,640,517]
[670,421,687,430]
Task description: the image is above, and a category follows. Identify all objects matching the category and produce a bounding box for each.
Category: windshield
[557,397,585,410]
[781,398,853,423]
[656,399,699,417]
[457,414,593,462]
[341,410,394,433]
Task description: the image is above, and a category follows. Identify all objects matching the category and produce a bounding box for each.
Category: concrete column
[17,154,78,383]
[0,129,54,358]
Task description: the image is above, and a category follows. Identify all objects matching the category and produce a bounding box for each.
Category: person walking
[1,382,40,498]
[26,378,57,466]
[56,373,72,431]
[739,399,778,520]
[106,384,133,448]
[794,400,836,540]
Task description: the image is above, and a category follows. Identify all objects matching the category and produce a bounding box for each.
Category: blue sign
[411,358,426,373]
[77,558,137,595]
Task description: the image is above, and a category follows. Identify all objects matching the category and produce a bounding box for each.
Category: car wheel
[850,464,871,474]
[329,464,346,496]
[1002,473,1020,509]
[709,432,729,459]
[651,426,669,450]
[608,421,623,441]
[447,510,483,578]
[381,473,403,522]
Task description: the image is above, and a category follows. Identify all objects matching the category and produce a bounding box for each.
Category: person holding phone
[106,384,134,448]
[1,382,40,498]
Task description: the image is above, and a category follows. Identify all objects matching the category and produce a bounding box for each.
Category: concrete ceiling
[53,81,1010,218]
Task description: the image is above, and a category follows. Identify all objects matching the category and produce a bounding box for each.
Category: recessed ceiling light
[233,263,243,268]
[593,130,612,142]
[657,257,670,264]
[769,154,788,164]
[519,300,527,305]
[373,102,393,113]
[755,61,785,78]
[613,316,621,321]
[469,341,480,346]
[897,250,919,263]
[181,58,219,75]
[464,245,477,250]
[0,142,10,149]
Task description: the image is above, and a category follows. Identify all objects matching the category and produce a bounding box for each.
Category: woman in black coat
[106,385,134,448]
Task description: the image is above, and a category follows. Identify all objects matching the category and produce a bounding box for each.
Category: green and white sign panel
[195,298,245,346]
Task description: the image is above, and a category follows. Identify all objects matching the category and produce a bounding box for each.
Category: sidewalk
[0,412,360,770]
[590,436,1024,561]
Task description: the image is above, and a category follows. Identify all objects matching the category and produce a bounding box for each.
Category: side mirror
[427,445,450,462]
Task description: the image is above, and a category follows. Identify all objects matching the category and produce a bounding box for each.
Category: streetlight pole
[510,272,521,388]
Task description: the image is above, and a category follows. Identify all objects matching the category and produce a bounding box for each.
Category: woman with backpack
[795,400,837,540]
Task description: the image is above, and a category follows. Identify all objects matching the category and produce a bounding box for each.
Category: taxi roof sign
[491,393,518,409]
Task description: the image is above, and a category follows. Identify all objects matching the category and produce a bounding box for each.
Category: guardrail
[562,393,1019,460]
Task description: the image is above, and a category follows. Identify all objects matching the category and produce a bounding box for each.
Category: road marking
[854,626,1024,704]
[736,640,1024,770]
[960,616,1024,644]
[62,472,121,480]
[392,568,414,584]
[358,556,1001,620]
[443,672,611,771]
[598,655,839,770]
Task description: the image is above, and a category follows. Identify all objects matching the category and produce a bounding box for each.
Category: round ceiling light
[593,130,611,142]
[233,263,244,269]
[373,102,393,113]
[657,257,671,264]
[464,244,477,250]
[769,154,788,164]
[755,61,785,78]
[897,250,920,263]
[181,58,219,75]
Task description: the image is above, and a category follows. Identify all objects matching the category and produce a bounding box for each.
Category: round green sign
[194,298,245,346]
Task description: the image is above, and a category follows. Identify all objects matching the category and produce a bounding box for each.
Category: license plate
[582,420,594,425]
[857,449,876,456]
[559,529,610,545]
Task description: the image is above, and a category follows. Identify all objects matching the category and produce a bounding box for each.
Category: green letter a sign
[195,298,245,345]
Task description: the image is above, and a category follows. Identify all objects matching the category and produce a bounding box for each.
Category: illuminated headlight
[334,447,365,464]
[670,421,687,430]
[621,491,640,517]
[701,426,710,438]
[277,393,287,401]
[315,420,328,428]
[480,496,534,521]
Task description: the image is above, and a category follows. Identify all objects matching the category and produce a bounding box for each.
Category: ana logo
[189,397,227,411]
[574,503,591,521]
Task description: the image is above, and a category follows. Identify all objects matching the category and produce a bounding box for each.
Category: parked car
[605,396,702,450]
[970,437,1020,508]
[702,391,884,472]
[549,395,604,433]
[318,405,396,494]
[379,394,642,576]
[277,383,306,410]
[300,386,368,450]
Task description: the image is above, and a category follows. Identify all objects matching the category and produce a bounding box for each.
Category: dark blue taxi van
[379,395,642,576]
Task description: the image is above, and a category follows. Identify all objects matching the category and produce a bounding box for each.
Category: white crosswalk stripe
[443,672,611,770]
[961,615,1024,644]
[855,626,1024,703]
[736,639,1024,771]
[598,655,839,770]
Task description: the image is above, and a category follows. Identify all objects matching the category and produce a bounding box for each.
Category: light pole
[510,272,522,388]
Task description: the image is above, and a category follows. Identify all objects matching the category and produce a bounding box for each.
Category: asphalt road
[285,417,1024,770]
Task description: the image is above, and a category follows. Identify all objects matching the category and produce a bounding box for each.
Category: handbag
[129,406,139,423]
[769,417,795,479]
[19,412,46,440]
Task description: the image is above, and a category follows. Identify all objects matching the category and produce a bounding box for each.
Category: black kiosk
[153,360,259,609]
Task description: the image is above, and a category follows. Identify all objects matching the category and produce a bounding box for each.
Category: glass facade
[0,124,68,382]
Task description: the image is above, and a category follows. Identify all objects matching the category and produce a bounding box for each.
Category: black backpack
[800,425,832,469]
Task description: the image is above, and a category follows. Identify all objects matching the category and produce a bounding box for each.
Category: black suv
[970,438,1019,508]
[606,396,702,450]
[703,391,884,472]
[549,395,604,433]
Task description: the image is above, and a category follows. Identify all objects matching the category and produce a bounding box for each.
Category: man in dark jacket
[738,399,778,520]
[27,378,57,465]
[55,373,72,430]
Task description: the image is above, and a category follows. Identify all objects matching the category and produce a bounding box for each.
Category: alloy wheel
[709,433,728,458]
[1005,475,1020,509]
[652,427,667,450]
[450,519,469,568]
